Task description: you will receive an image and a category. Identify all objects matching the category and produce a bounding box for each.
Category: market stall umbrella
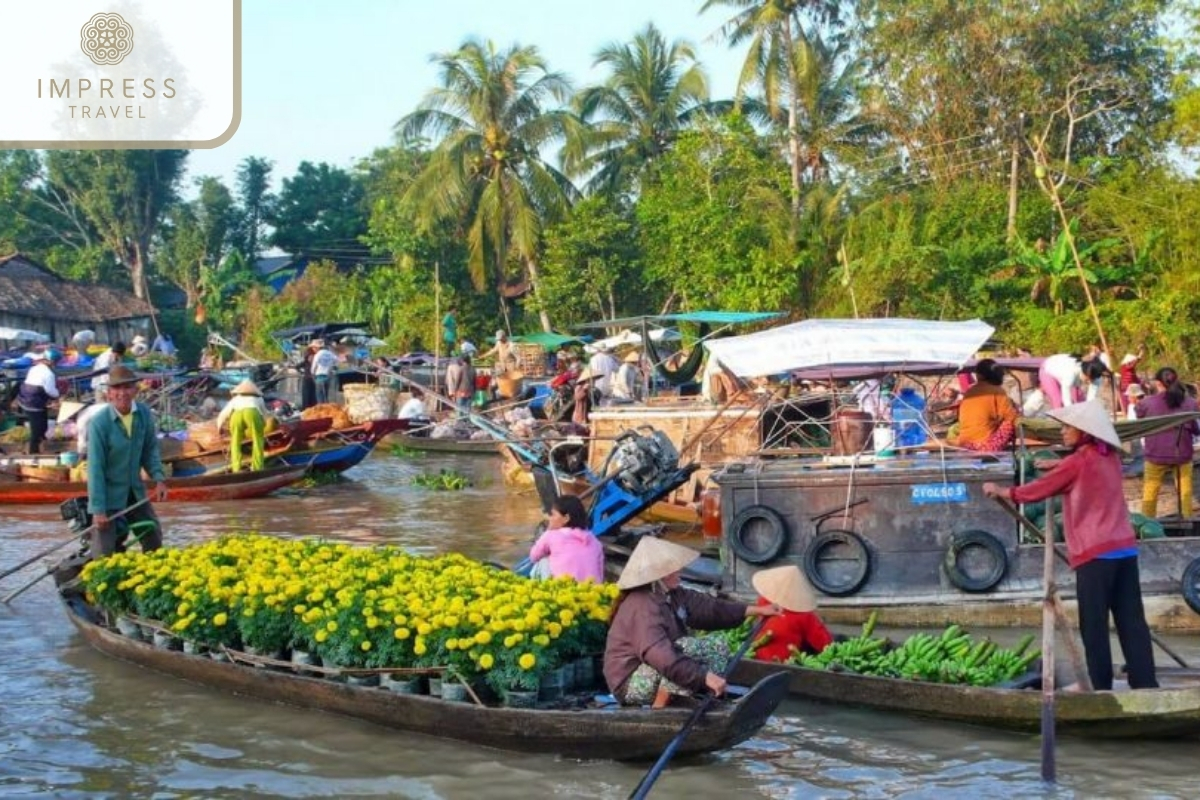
[703,317,995,378]
[0,327,49,343]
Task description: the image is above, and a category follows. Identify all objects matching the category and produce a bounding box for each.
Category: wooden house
[0,253,154,346]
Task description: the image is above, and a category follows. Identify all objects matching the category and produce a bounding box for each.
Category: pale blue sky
[186,0,748,192]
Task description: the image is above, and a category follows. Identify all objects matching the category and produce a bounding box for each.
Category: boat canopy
[511,331,586,349]
[572,311,782,330]
[270,322,370,343]
[704,318,995,378]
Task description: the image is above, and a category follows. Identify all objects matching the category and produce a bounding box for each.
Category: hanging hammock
[646,323,710,386]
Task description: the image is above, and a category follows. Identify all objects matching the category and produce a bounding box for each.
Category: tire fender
[943,530,1008,593]
[803,529,872,597]
[1180,557,1200,615]
[728,505,789,565]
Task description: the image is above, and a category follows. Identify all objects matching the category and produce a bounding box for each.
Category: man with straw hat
[984,400,1158,691]
[750,565,834,662]
[612,350,642,403]
[87,365,167,557]
[604,537,781,707]
[216,379,269,472]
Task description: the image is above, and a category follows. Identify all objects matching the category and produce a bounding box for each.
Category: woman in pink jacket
[528,495,604,582]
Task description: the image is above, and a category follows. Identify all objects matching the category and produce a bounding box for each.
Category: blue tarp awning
[572,311,782,330]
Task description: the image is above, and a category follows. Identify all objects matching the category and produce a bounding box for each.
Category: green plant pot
[503,689,538,709]
[152,630,182,651]
[182,640,208,656]
[381,674,424,694]
[115,616,144,640]
[440,681,469,702]
[427,677,442,696]
[538,666,567,701]
[573,657,595,689]
[347,673,381,687]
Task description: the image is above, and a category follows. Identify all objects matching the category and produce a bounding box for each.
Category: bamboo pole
[1040,494,1057,782]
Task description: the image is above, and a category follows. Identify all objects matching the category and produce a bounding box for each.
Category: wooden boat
[61,594,788,760]
[277,418,409,473]
[390,431,500,456]
[731,658,1200,739]
[0,463,309,504]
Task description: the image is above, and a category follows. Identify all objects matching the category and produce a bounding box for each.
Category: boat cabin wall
[714,459,1018,602]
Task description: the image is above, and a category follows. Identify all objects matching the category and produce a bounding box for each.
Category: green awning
[511,331,584,349]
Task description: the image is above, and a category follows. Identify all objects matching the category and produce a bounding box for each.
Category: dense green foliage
[4,3,1200,369]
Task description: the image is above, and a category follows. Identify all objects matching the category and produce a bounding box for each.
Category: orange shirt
[955,382,1017,446]
[752,597,834,662]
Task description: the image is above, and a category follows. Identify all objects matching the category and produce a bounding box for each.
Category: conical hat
[616,537,699,590]
[576,368,594,383]
[751,565,816,612]
[1046,400,1121,448]
[232,379,261,396]
[56,401,87,424]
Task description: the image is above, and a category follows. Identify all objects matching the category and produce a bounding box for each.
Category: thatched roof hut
[0,253,154,346]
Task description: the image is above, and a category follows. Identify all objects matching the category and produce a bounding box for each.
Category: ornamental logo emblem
[80,12,135,66]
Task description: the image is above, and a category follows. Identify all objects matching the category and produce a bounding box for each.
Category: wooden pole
[1040,496,1057,782]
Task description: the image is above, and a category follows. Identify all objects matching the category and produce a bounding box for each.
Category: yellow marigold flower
[474,630,492,645]
[446,639,459,651]
[293,604,307,615]
[361,640,372,652]
[518,653,537,670]
[479,653,494,670]
[213,612,228,627]
[393,627,410,640]
[326,620,338,633]
[414,641,427,656]
[533,634,550,647]
[315,629,328,643]
[392,614,407,626]
[559,609,574,625]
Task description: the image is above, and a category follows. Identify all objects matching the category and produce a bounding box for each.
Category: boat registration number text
[911,482,969,504]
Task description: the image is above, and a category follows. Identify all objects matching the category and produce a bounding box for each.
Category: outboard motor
[609,429,680,495]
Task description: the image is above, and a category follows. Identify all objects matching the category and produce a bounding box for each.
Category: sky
[185,0,749,193]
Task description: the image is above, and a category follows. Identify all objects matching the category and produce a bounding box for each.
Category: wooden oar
[627,619,766,800]
[0,496,150,584]
[993,496,1191,669]
[1039,497,1057,783]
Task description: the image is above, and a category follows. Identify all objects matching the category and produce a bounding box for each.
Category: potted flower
[485,648,544,708]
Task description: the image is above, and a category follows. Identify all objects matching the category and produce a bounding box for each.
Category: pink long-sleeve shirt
[528,527,605,582]
[1009,442,1136,568]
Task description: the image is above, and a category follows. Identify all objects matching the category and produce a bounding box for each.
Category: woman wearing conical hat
[749,565,834,662]
[984,400,1158,691]
[216,379,269,472]
[603,537,781,707]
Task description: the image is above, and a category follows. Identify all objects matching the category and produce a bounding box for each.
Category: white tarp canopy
[0,327,49,343]
[584,327,681,354]
[703,318,996,378]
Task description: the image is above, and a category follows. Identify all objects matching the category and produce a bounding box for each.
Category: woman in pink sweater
[528,495,604,583]
[984,401,1157,691]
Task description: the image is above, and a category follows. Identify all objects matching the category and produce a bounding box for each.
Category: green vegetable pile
[411,469,472,491]
[789,614,1041,687]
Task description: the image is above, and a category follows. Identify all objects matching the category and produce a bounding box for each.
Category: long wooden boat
[0,463,309,504]
[62,594,788,760]
[731,658,1200,739]
[390,431,500,456]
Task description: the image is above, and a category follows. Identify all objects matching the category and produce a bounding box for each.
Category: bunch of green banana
[788,620,1041,687]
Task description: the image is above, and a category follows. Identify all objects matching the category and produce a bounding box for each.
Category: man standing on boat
[92,341,126,401]
[17,348,60,454]
[311,340,337,404]
[86,366,168,557]
[587,343,620,399]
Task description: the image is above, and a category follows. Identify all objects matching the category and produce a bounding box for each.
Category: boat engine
[608,429,681,496]
[60,496,92,532]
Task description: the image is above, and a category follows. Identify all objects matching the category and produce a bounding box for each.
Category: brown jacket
[603,586,746,701]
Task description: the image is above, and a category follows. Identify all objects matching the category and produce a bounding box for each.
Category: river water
[2,451,1198,799]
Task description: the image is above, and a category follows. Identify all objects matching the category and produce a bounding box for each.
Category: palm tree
[790,29,874,184]
[701,0,842,217]
[395,39,579,332]
[565,23,712,196]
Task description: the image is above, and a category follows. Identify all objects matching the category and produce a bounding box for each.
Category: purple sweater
[1135,393,1200,465]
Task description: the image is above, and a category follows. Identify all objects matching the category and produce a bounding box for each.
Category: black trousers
[89,493,162,557]
[25,409,48,454]
[1075,556,1159,690]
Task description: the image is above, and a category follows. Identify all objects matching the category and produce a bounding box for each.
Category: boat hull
[389,432,500,456]
[731,658,1200,738]
[0,464,308,504]
[63,597,787,760]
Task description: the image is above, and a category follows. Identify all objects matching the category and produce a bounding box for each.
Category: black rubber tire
[803,529,872,597]
[728,505,789,565]
[943,530,1008,593]
[1181,557,1200,615]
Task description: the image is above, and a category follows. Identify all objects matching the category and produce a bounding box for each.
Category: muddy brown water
[2,452,1199,798]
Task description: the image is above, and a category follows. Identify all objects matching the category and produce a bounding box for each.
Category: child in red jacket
[751,565,833,662]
